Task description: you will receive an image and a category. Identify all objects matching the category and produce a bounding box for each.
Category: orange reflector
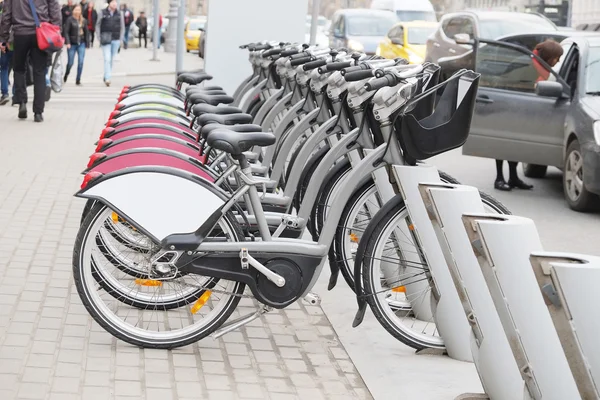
[391,286,406,293]
[111,212,119,223]
[349,233,359,243]
[134,279,162,287]
[190,290,212,314]
[408,224,415,231]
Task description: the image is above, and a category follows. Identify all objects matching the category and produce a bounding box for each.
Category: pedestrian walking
[96,0,122,87]
[79,0,87,14]
[135,10,146,48]
[0,0,14,106]
[85,0,96,47]
[120,2,132,49]
[64,4,88,85]
[61,0,73,34]
[0,0,61,122]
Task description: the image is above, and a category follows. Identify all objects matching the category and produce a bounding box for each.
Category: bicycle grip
[280,48,299,57]
[364,75,397,91]
[344,69,374,82]
[303,58,327,71]
[249,44,271,51]
[262,48,282,58]
[290,51,310,60]
[340,64,369,75]
[318,61,352,74]
[290,56,313,67]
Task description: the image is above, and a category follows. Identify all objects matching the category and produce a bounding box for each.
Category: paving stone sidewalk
[0,49,373,400]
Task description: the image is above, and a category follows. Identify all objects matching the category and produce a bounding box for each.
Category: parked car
[198,21,207,58]
[425,11,557,68]
[185,17,207,52]
[328,9,397,55]
[376,21,438,63]
[454,34,600,211]
[371,0,437,23]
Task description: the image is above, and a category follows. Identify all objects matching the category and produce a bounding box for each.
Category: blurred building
[570,0,600,28]
[308,0,371,18]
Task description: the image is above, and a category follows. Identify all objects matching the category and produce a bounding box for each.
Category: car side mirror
[391,37,403,45]
[535,80,564,98]
[334,29,343,38]
[198,28,204,32]
[454,33,472,45]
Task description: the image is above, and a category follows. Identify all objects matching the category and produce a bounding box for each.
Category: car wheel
[563,140,598,212]
[523,164,548,178]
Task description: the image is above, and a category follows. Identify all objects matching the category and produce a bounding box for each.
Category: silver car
[460,35,600,211]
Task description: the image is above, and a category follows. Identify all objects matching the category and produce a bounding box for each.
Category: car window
[555,42,574,76]
[443,17,474,40]
[339,16,346,35]
[388,26,404,42]
[346,14,396,36]
[407,26,436,45]
[585,46,600,94]
[396,10,437,22]
[187,20,205,31]
[476,43,550,93]
[478,17,557,39]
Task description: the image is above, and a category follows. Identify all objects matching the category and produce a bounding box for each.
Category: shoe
[508,179,533,190]
[494,179,512,191]
[18,103,27,119]
[64,74,68,83]
[45,86,52,102]
[0,95,8,105]
[34,113,43,123]
[76,80,81,86]
[105,80,111,87]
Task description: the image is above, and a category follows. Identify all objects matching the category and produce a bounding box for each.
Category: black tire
[361,191,510,350]
[336,171,509,293]
[73,202,245,349]
[294,145,329,212]
[523,164,548,179]
[563,140,599,212]
[312,159,352,238]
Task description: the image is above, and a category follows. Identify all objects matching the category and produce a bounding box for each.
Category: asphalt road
[431,149,600,256]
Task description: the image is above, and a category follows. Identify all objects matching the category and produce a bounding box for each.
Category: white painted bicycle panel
[119,95,183,108]
[392,164,472,362]
[82,171,224,241]
[532,252,600,397]
[473,216,580,399]
[424,185,528,400]
[113,110,189,123]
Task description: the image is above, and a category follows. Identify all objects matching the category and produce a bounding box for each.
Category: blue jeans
[123,25,130,48]
[67,43,86,81]
[0,50,13,96]
[101,40,120,81]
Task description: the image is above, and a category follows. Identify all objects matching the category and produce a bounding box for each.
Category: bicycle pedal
[302,292,321,306]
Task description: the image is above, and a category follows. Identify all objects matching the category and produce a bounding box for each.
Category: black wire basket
[395,69,480,163]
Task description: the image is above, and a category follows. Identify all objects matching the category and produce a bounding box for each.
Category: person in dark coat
[64,4,88,85]
[96,0,122,86]
[84,0,96,47]
[0,0,62,122]
[61,0,73,35]
[135,10,147,48]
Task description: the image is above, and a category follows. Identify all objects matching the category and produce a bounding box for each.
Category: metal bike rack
[420,183,529,400]
[530,252,600,399]
[392,164,473,362]
[463,214,580,399]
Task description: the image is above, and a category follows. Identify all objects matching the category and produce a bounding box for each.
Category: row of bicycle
[72,41,508,351]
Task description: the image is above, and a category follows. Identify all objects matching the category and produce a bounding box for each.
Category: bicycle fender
[77,167,226,244]
[352,193,405,328]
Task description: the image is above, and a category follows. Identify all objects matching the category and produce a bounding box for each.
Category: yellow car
[185,17,207,52]
[376,21,438,64]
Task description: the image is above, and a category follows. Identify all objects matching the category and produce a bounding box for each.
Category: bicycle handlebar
[364,75,397,91]
[340,64,370,75]
[280,48,300,57]
[290,51,311,60]
[262,48,282,58]
[290,56,314,67]
[344,69,375,82]
[248,43,271,51]
[318,61,352,74]
[303,58,327,71]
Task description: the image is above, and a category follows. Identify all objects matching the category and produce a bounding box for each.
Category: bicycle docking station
[393,163,600,400]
